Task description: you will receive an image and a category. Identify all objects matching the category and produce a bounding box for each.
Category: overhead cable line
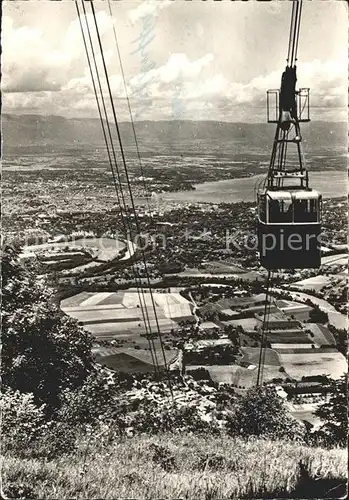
[107,0,151,209]
[75,0,160,374]
[78,1,160,371]
[256,271,273,386]
[81,0,173,393]
[88,0,170,378]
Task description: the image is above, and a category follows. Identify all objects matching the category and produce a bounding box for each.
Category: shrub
[29,421,79,459]
[308,306,328,324]
[1,389,46,456]
[226,386,305,441]
[128,400,219,435]
[189,367,212,381]
[4,483,38,500]
[56,369,125,428]
[150,443,177,471]
[0,388,80,459]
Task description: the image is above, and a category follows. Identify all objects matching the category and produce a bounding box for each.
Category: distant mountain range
[2,114,346,153]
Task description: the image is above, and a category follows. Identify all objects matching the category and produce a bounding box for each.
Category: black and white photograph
[1,0,347,498]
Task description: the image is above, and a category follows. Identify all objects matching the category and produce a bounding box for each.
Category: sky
[2,0,347,122]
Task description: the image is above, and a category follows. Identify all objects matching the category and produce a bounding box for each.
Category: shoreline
[154,170,347,205]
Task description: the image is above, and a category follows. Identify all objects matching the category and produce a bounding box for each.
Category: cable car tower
[256,0,322,386]
[257,0,322,270]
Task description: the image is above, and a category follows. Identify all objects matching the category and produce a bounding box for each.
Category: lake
[161,170,347,204]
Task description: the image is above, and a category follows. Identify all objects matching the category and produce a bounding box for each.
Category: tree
[1,245,94,412]
[328,324,347,356]
[56,369,126,429]
[226,386,305,441]
[314,375,347,447]
[308,305,328,324]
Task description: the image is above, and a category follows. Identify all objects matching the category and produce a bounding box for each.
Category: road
[321,253,347,266]
[272,287,348,330]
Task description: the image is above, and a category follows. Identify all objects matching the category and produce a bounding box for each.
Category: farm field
[267,329,312,344]
[92,346,178,373]
[306,323,336,347]
[217,294,267,309]
[200,321,220,330]
[223,317,260,331]
[276,301,312,321]
[278,351,347,380]
[272,288,348,330]
[61,290,194,343]
[186,341,346,387]
[271,344,321,351]
[239,347,280,366]
[84,319,178,341]
[290,275,333,292]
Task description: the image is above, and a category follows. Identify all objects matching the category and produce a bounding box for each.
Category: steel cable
[75,0,160,373]
[88,0,173,393]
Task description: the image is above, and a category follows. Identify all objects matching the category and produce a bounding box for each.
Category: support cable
[289,0,303,67]
[107,0,151,209]
[89,0,172,394]
[76,0,160,373]
[107,0,172,368]
[293,0,303,65]
[81,1,160,371]
[287,0,296,65]
[256,271,272,386]
[79,1,161,374]
[259,277,273,385]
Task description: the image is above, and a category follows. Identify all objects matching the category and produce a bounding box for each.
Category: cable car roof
[267,191,292,201]
[292,190,320,200]
[265,189,320,201]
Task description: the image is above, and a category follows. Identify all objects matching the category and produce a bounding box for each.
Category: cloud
[129,53,215,98]
[2,16,66,92]
[2,10,345,123]
[126,53,346,115]
[223,56,347,110]
[128,0,173,25]
[297,57,347,109]
[1,11,115,94]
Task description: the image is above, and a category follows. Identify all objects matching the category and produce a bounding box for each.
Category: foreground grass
[3,434,347,499]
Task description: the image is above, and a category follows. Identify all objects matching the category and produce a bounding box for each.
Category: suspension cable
[256,271,272,386]
[75,0,160,374]
[106,0,174,372]
[288,0,303,68]
[287,0,296,65]
[293,0,303,65]
[79,0,161,372]
[107,0,151,209]
[77,1,160,374]
[259,277,273,385]
[88,1,172,393]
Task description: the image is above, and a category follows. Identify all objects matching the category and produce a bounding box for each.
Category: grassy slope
[4,434,347,499]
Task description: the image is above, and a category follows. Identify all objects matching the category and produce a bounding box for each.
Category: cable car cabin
[257,189,321,270]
